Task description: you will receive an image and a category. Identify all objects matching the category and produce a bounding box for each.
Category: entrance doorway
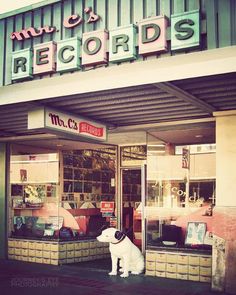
[121,168,142,249]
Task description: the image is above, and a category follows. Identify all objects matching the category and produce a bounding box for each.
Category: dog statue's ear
[115,230,124,240]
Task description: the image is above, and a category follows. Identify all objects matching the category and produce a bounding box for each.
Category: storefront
[1,0,236,294]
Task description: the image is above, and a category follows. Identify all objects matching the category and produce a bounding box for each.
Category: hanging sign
[28,107,107,141]
[182,148,190,169]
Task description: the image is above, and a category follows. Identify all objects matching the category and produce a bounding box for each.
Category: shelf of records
[8,238,110,265]
[11,183,58,209]
[62,150,116,194]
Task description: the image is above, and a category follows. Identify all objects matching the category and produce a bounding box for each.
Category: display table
[145,246,212,283]
[8,238,109,265]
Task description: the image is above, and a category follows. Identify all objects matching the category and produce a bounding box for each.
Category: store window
[121,145,146,166]
[9,144,117,242]
[146,135,215,250]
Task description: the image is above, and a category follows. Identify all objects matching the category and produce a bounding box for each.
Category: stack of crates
[8,238,109,265]
[145,250,212,283]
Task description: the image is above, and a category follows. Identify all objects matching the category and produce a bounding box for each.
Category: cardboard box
[51,251,59,259]
[43,251,51,258]
[189,256,200,265]
[156,252,166,262]
[8,248,15,255]
[35,250,43,257]
[28,242,36,249]
[14,249,22,255]
[200,266,211,276]
[200,256,212,267]
[166,263,177,273]
[8,240,15,247]
[155,271,166,277]
[59,251,66,259]
[35,257,43,263]
[51,243,59,251]
[28,257,36,263]
[177,273,188,280]
[74,243,82,250]
[166,272,177,279]
[67,250,74,258]
[35,243,43,250]
[188,265,200,275]
[146,261,156,271]
[166,254,177,263]
[145,270,155,276]
[156,262,166,271]
[177,264,188,273]
[28,249,36,256]
[15,241,22,248]
[59,244,67,251]
[146,251,157,261]
[200,275,211,283]
[21,241,29,249]
[188,274,200,281]
[74,250,82,258]
[51,259,59,265]
[22,249,28,256]
[43,243,51,251]
[177,255,188,264]
[66,243,74,251]
[42,258,51,264]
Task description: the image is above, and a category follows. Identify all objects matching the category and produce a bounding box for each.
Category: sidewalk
[0,259,228,295]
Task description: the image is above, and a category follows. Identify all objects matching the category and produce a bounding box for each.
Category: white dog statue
[97,227,144,278]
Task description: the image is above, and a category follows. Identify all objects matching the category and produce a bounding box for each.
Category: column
[213,110,236,294]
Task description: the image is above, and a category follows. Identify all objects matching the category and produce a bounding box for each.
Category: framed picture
[185,222,207,245]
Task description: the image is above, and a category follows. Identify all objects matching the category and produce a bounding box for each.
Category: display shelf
[145,249,212,283]
[8,238,110,265]
[62,151,115,195]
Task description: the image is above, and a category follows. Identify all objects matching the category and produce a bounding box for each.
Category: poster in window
[185,222,206,245]
[182,148,190,169]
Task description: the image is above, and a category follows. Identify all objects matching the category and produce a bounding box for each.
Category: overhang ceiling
[0,72,236,146]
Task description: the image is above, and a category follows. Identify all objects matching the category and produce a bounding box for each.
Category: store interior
[8,122,215,269]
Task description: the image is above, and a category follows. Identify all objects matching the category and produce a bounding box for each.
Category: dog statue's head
[97,227,125,244]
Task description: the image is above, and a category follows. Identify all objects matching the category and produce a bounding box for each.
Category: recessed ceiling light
[195,134,203,138]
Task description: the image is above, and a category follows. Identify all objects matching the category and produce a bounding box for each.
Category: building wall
[1,0,236,86]
[0,143,8,259]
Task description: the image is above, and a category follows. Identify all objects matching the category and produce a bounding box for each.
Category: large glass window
[9,144,117,241]
[146,134,215,250]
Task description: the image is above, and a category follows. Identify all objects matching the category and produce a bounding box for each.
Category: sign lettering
[11,10,200,81]
[28,107,107,141]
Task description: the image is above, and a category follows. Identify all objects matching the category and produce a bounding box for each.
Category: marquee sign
[11,10,200,81]
[28,107,107,141]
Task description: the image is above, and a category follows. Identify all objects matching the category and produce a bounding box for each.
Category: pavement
[0,258,229,295]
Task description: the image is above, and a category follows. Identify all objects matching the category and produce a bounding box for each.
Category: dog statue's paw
[109,271,117,276]
[131,271,141,275]
[120,272,129,278]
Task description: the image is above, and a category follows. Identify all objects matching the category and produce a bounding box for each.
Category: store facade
[0,0,236,294]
